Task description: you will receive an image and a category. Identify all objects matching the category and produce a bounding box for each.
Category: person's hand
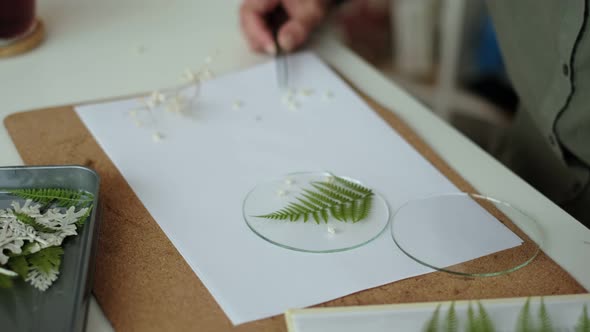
[240,0,331,54]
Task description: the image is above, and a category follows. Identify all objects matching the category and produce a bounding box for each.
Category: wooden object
[4,89,587,331]
[0,19,44,58]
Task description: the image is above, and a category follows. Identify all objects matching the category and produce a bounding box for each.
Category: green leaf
[332,175,373,195]
[424,304,441,332]
[466,302,477,332]
[538,298,553,332]
[255,174,374,224]
[444,302,458,332]
[577,304,590,332]
[27,247,63,275]
[7,255,29,279]
[14,212,56,233]
[0,274,14,288]
[516,298,533,332]
[6,188,94,208]
[477,301,495,332]
[75,204,93,227]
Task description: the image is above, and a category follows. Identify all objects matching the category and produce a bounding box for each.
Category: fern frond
[333,175,373,195]
[467,302,477,332]
[477,301,495,332]
[354,196,372,222]
[255,175,374,224]
[6,188,94,208]
[538,298,553,332]
[424,304,441,332]
[577,304,590,332]
[14,212,56,233]
[312,182,364,200]
[516,298,533,332]
[444,302,458,332]
[310,183,353,203]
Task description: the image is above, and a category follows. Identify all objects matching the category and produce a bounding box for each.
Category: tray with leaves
[0,166,100,332]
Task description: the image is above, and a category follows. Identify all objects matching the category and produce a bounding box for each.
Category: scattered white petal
[327,225,336,234]
[325,175,335,183]
[300,88,314,96]
[281,94,294,105]
[183,68,196,82]
[284,178,294,186]
[323,91,334,100]
[133,119,143,127]
[288,101,299,111]
[232,100,243,110]
[200,68,214,80]
[277,189,289,197]
[204,55,213,64]
[152,132,164,142]
[129,110,138,117]
[0,266,17,277]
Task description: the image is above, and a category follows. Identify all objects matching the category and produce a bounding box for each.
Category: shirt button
[563,64,570,76]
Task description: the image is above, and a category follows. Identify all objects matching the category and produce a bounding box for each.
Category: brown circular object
[0,18,45,58]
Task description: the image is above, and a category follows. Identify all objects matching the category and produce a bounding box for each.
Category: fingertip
[278,21,307,52]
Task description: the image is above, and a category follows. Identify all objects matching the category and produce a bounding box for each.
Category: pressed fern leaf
[14,212,56,233]
[516,298,533,332]
[7,255,29,279]
[256,175,374,224]
[577,304,590,332]
[6,188,94,208]
[538,298,553,332]
[477,301,496,332]
[444,302,458,332]
[424,304,441,332]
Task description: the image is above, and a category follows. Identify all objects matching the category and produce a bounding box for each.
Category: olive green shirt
[487,1,590,225]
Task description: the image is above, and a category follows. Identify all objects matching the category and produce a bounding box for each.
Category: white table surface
[1,1,588,331]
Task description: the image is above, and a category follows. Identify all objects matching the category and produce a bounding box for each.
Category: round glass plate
[390,193,543,277]
[243,172,390,253]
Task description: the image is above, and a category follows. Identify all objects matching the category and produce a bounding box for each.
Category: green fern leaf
[424,304,441,332]
[477,301,495,332]
[14,212,56,233]
[516,298,533,332]
[576,304,590,332]
[444,302,458,332]
[7,255,29,279]
[310,183,352,204]
[332,175,373,195]
[538,298,553,332]
[466,302,477,332]
[312,182,364,200]
[255,175,374,224]
[6,188,94,208]
[329,205,343,221]
[27,247,63,275]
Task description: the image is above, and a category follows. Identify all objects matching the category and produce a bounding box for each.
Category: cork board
[4,89,587,331]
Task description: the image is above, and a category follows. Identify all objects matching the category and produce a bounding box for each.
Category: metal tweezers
[267,6,289,89]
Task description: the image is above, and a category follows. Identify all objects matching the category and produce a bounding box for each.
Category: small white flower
[327,225,336,235]
[232,100,243,110]
[152,132,164,142]
[26,267,59,291]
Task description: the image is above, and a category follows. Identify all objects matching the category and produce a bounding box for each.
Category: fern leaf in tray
[255,174,374,224]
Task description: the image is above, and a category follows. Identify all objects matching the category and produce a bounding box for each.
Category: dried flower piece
[152,132,163,142]
[232,100,243,110]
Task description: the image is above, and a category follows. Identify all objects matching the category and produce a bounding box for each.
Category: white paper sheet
[75,52,522,325]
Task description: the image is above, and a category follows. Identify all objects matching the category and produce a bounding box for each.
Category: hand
[240,0,331,54]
